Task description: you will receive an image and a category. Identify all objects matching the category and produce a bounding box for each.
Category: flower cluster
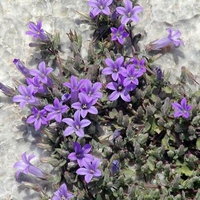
[68,142,101,183]
[102,56,146,102]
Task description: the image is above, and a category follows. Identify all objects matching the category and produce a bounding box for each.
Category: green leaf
[109,108,118,119]
[143,122,151,132]
[176,165,194,176]
[154,126,163,134]
[163,86,173,94]
[147,156,156,171]
[196,138,200,150]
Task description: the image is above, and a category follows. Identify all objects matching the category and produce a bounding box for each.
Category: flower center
[117,85,123,91]
[75,125,80,130]
[99,5,104,10]
[90,169,95,174]
[61,195,66,200]
[113,68,118,72]
[127,12,131,18]
[82,104,87,109]
[76,152,83,159]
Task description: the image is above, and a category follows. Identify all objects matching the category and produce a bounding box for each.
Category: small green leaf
[147,156,156,171]
[163,86,173,94]
[143,122,151,132]
[196,138,200,150]
[176,165,194,176]
[109,108,118,119]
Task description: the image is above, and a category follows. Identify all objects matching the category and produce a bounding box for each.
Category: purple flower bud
[155,67,163,81]
[61,93,71,103]
[13,59,31,77]
[0,82,15,97]
[110,160,120,175]
[113,129,121,141]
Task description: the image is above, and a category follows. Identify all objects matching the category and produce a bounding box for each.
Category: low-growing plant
[1,0,200,199]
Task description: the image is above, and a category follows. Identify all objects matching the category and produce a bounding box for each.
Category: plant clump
[1,0,200,199]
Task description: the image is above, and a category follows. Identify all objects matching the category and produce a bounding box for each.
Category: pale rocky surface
[0,0,200,199]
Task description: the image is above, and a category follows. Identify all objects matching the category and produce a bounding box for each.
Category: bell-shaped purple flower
[76,158,102,183]
[63,76,85,103]
[62,111,91,137]
[110,25,129,45]
[26,21,48,41]
[88,0,113,18]
[12,85,40,108]
[68,142,94,167]
[26,76,48,94]
[81,80,102,104]
[146,28,183,51]
[126,57,146,74]
[123,65,143,86]
[14,152,45,179]
[106,75,131,102]
[44,98,69,123]
[172,98,192,119]
[116,0,143,25]
[26,107,48,130]
[71,93,98,118]
[29,61,53,86]
[102,56,126,81]
[52,183,74,200]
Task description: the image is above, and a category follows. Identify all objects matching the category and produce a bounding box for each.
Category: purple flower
[63,76,85,103]
[127,57,146,74]
[116,0,143,25]
[12,85,40,108]
[52,183,73,200]
[76,158,102,183]
[13,59,31,77]
[44,98,69,123]
[62,111,91,137]
[146,28,183,51]
[26,76,48,94]
[88,0,113,18]
[68,142,94,167]
[106,76,131,102]
[110,25,129,45]
[81,80,102,104]
[72,93,98,118]
[29,61,53,86]
[26,107,48,130]
[102,56,126,81]
[123,65,143,86]
[14,152,45,179]
[111,10,121,20]
[110,160,120,175]
[172,98,192,119]
[26,21,48,41]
